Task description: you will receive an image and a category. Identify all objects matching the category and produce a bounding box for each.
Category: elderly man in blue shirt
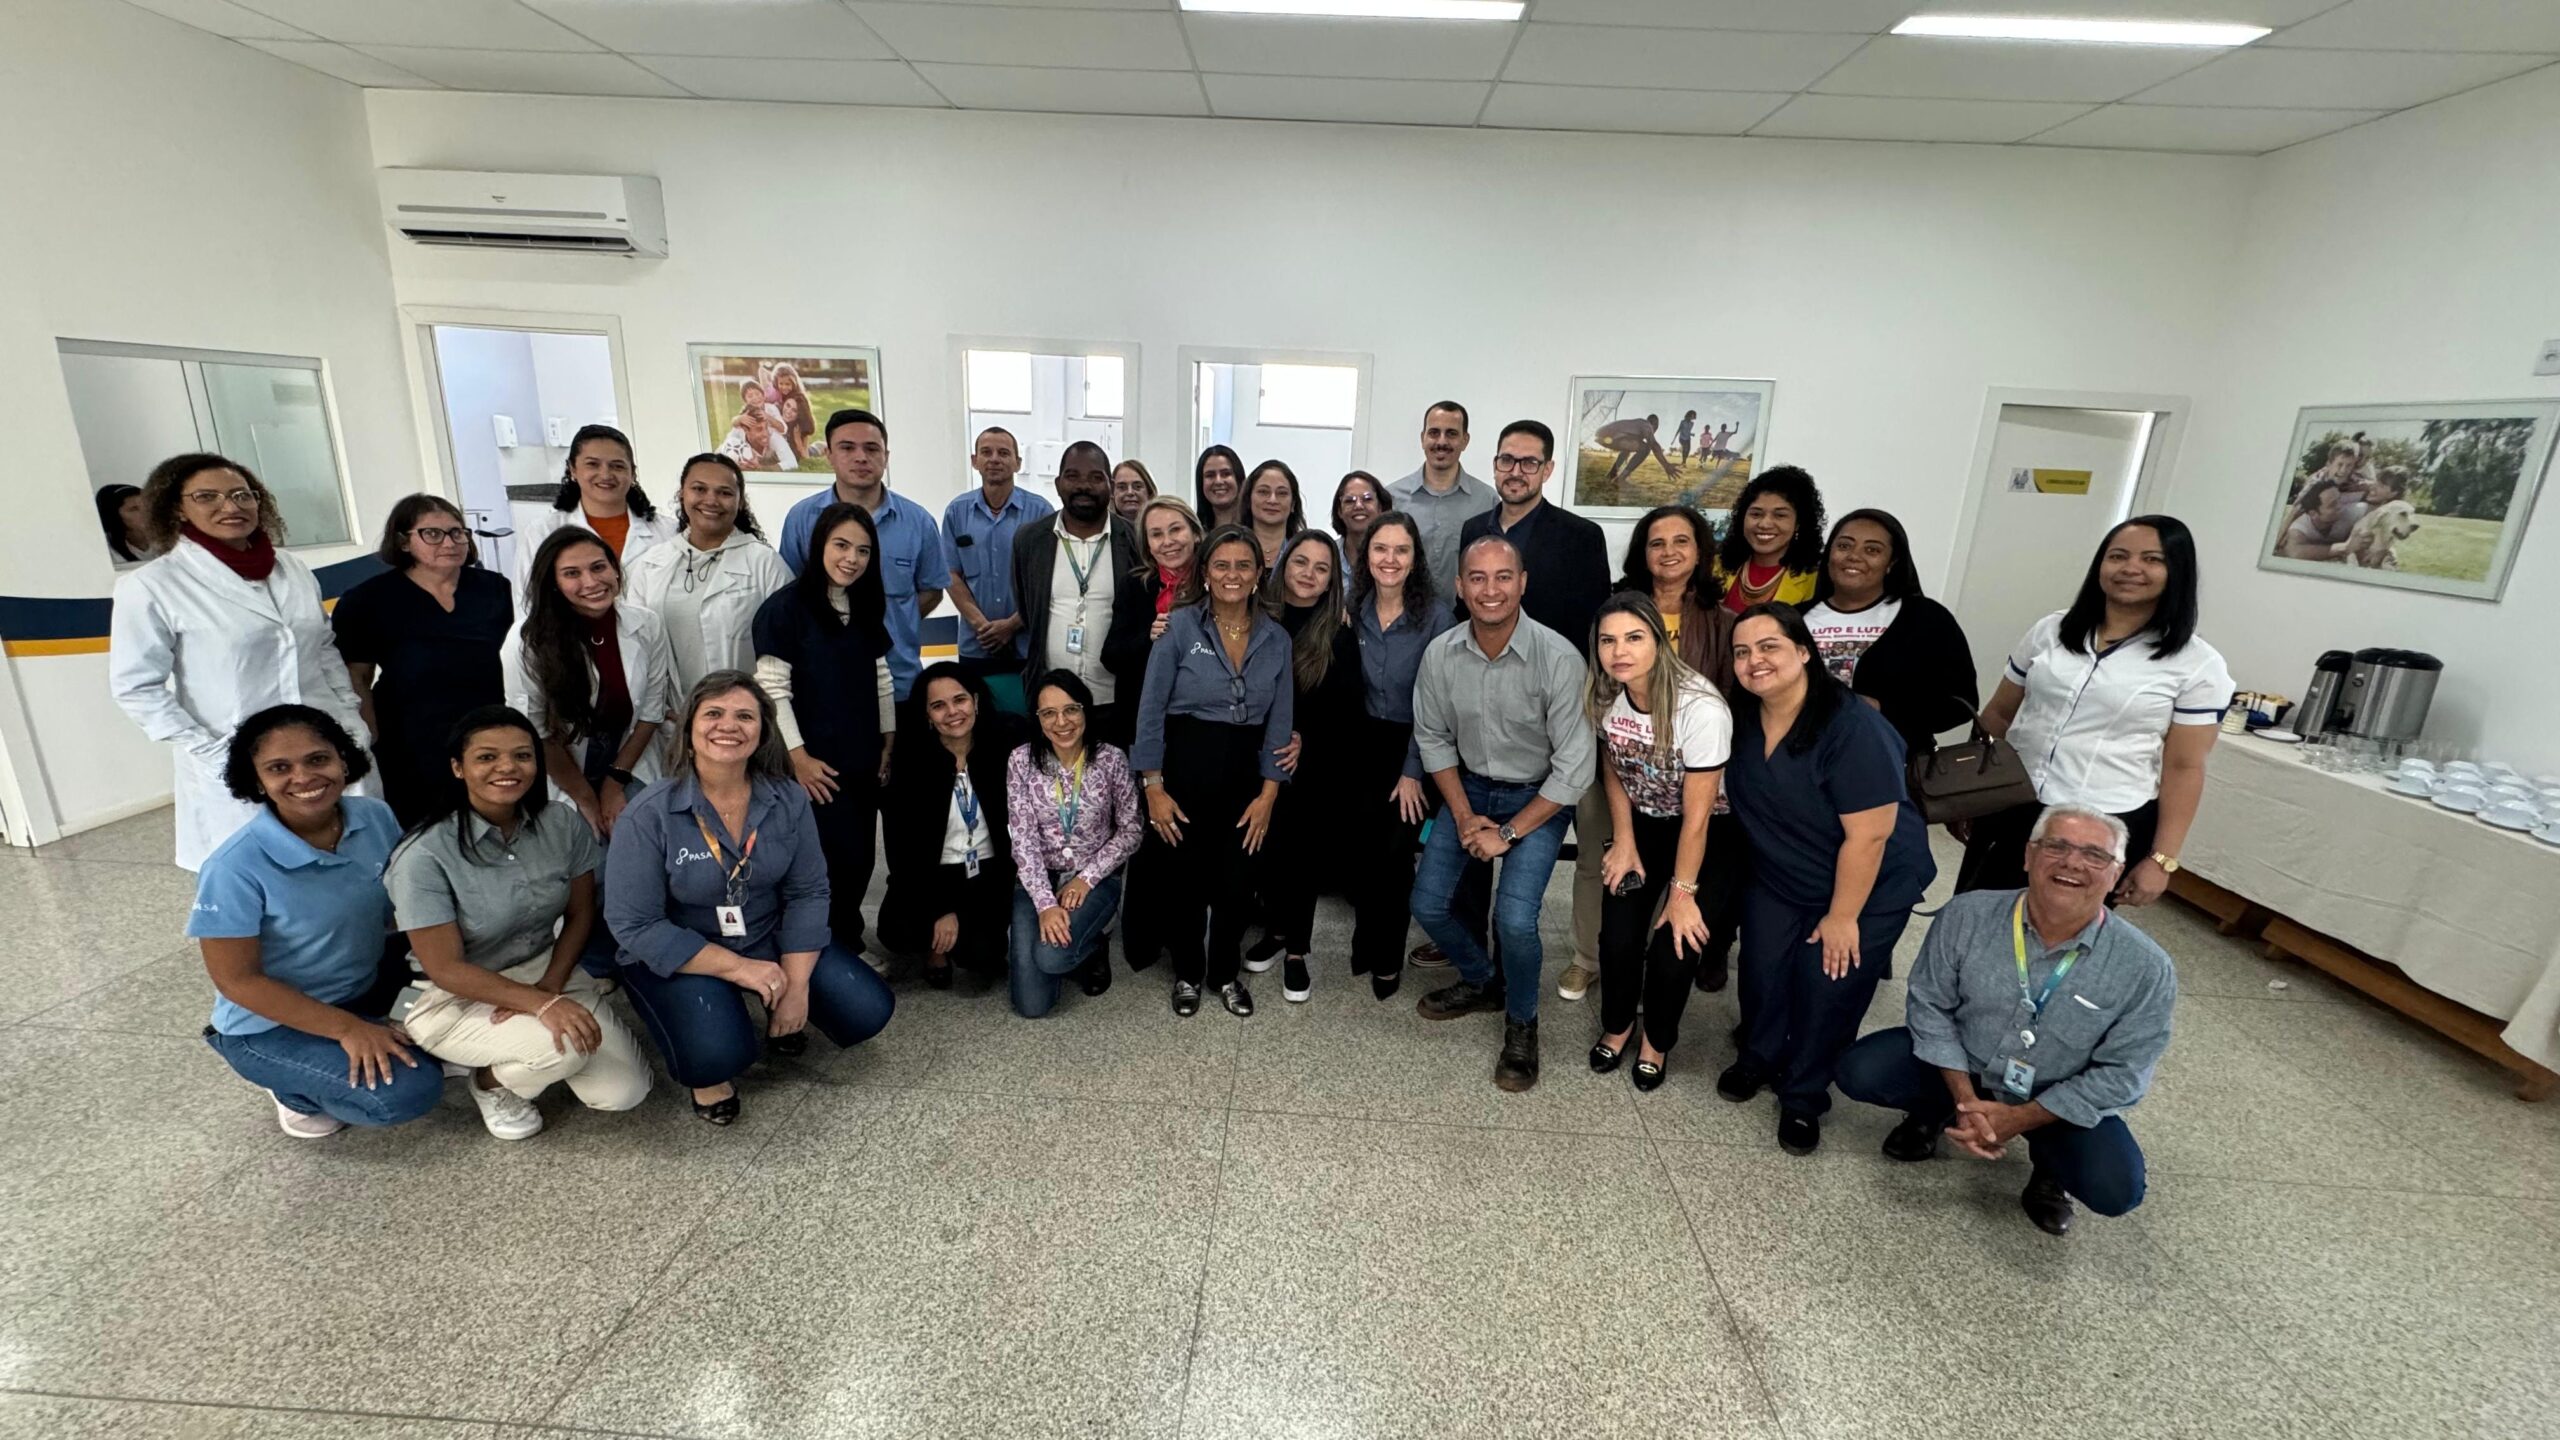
[1836,804,2176,1237]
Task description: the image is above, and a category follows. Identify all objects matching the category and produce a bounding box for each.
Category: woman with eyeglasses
[510,423,671,603]
[879,663,1023,989]
[331,495,514,826]
[1110,460,1158,527]
[1005,670,1142,1016]
[110,453,367,870]
[1330,471,1386,558]
[622,454,791,710]
[1131,526,1293,1017]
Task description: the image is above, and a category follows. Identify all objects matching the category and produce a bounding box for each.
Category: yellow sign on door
[2032,468,2092,495]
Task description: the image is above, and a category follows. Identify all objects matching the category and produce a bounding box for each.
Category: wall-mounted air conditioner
[377,169,667,257]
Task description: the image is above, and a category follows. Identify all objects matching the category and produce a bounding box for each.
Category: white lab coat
[509,504,673,607]
[108,542,366,871]
[620,530,793,693]
[500,603,677,798]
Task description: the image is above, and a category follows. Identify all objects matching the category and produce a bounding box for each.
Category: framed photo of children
[686,344,881,476]
[2257,399,2559,602]
[1562,375,1776,523]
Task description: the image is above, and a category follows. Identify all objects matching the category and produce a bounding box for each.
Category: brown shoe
[1409,941,1450,969]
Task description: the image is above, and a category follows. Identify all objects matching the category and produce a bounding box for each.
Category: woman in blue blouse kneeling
[605,670,894,1125]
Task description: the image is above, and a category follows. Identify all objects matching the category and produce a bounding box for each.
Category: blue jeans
[1008,874,1124,1018]
[1409,775,1571,1023]
[619,940,894,1090]
[205,1023,445,1128]
[1836,1026,2148,1216]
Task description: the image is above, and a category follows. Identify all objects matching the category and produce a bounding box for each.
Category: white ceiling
[118,0,2560,155]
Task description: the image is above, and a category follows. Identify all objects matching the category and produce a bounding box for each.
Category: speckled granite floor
[0,812,2553,1440]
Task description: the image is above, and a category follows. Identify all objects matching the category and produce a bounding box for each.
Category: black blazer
[881,715,1024,888]
[1101,561,1175,697]
[1840,594,1979,760]
[1010,513,1148,690]
[1457,500,1612,656]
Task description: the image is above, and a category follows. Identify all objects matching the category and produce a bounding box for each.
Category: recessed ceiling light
[1892,15,2271,46]
[1179,0,1526,19]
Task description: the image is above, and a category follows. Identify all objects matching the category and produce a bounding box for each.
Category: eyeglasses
[1490,455,1547,474]
[408,526,470,546]
[2029,838,2121,869]
[183,489,258,509]
[1034,703,1085,723]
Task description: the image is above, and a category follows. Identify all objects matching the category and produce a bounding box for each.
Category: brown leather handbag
[1906,703,2040,824]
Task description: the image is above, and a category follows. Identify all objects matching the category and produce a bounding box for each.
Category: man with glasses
[1387,401,1492,593]
[1835,805,2177,1237]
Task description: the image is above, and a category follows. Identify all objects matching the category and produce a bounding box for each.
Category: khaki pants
[400,960,651,1111]
[1568,777,1615,972]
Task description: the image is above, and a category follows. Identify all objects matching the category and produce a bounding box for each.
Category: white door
[1949,405,2155,699]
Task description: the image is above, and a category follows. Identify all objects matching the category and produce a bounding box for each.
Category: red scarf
[182,523,278,581]
[1155,565,1190,617]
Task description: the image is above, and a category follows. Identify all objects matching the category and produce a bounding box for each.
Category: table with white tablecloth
[2181,735,2560,1082]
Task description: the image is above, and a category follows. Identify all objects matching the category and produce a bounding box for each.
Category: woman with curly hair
[1710,465,1826,614]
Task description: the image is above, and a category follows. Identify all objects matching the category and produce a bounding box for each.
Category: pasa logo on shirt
[673,844,717,868]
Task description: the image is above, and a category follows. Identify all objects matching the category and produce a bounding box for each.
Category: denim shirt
[1130,605,1295,784]
[1358,590,1457,779]
[604,772,831,975]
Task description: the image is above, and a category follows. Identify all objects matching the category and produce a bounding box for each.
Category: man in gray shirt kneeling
[1836,805,2176,1238]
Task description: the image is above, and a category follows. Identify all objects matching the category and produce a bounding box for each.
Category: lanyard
[954,771,983,864]
[1053,753,1086,842]
[2011,898,2093,1022]
[1059,530,1101,596]
[694,812,757,902]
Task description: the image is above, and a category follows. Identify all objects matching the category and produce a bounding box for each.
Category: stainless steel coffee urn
[2340,647,2443,742]
[2296,650,2353,738]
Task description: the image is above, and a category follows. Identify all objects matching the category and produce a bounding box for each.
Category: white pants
[400,960,651,1111]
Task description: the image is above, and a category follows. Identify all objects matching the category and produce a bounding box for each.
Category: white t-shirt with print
[1599,675,1733,819]
[1805,598,1901,685]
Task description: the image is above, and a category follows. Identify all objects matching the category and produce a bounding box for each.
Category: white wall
[0,0,421,840]
[2167,65,2560,767]
[364,90,2254,590]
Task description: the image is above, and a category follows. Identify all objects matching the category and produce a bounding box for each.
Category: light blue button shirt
[942,486,1053,660]
[188,797,400,1036]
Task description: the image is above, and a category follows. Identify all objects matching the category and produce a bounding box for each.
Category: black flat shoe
[1370,966,1403,1002]
[692,1093,741,1126]
[1694,946,1730,993]
[924,958,953,990]
[1077,954,1113,998]
[1172,981,1202,1017]
[2022,1172,2076,1237]
[1631,1056,1668,1093]
[1777,1109,1821,1156]
[1589,1036,1630,1074]
[1715,1060,1768,1104]
[1882,1114,1941,1163]
[766,1032,808,1059]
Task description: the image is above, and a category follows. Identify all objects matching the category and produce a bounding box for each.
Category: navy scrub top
[1726,695,1936,914]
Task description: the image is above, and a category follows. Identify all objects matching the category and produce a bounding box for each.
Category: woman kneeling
[1005,671,1142,1017]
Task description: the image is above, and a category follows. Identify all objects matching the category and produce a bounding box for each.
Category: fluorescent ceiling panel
[1181,0,1523,17]
[1893,16,2271,46]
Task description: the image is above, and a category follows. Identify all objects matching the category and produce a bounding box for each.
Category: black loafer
[1631,1057,1667,1093]
[1777,1110,1821,1156]
[692,1093,741,1126]
[1370,966,1403,1002]
[1077,954,1113,998]
[1715,1061,1768,1104]
[1694,947,1730,993]
[766,1032,808,1060]
[2022,1172,2076,1237]
[1589,1037,1629,1074]
[1882,1114,1941,1163]
[1172,981,1202,1017]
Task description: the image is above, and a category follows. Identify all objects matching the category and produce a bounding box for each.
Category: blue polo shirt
[188,797,400,1036]
[1725,696,1935,915]
[941,486,1052,660]
[779,486,943,698]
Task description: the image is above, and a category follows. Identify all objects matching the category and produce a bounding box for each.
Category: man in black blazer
[1011,440,1149,747]
[1455,420,1610,657]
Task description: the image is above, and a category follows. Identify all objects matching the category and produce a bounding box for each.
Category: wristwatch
[2150,851,2181,873]
[1498,822,1521,845]
[605,767,640,787]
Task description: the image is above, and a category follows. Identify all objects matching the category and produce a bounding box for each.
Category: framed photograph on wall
[1562,375,1775,524]
[2257,399,2558,602]
[685,344,881,477]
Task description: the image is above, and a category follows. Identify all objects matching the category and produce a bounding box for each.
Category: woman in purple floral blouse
[1004,669,1143,1017]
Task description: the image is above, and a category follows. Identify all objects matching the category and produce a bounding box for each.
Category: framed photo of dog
[2257,399,2560,602]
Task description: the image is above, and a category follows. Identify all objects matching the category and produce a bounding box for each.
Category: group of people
[105,396,2232,1239]
[2276,433,2413,567]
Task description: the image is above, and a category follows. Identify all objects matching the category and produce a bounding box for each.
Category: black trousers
[879,860,1013,975]
[805,770,880,958]
[1735,886,1913,1116]
[1158,716,1266,988]
[1956,798,2158,894]
[1348,716,1424,976]
[1699,809,1749,966]
[1598,812,1703,1052]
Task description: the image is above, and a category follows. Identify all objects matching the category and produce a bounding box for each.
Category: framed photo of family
[685,344,881,478]
[2257,399,2559,602]
[1562,375,1776,524]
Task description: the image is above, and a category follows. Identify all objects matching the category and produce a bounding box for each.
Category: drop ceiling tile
[1753,93,2094,143]
[118,0,311,39]
[1904,0,2335,22]
[851,2,1192,69]
[237,38,443,86]
[1812,35,2218,103]
[1185,16,1518,81]
[1204,74,1491,126]
[1523,0,1912,31]
[1480,83,1788,134]
[1504,24,1867,91]
[2268,0,2560,51]
[2133,47,2552,110]
[230,0,599,51]
[521,1,894,60]
[352,46,687,96]
[913,62,1208,114]
[633,56,946,105]
[2031,103,2385,153]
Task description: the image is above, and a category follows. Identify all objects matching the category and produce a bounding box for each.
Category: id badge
[716,904,747,938]
[964,852,982,879]
[1064,624,1086,655]
[2002,1058,2036,1097]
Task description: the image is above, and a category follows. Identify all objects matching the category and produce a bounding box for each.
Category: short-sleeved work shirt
[385,807,601,974]
[188,797,401,1036]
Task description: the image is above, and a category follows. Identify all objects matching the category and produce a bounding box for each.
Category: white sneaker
[468,1081,545,1141]
[273,1097,344,1139]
